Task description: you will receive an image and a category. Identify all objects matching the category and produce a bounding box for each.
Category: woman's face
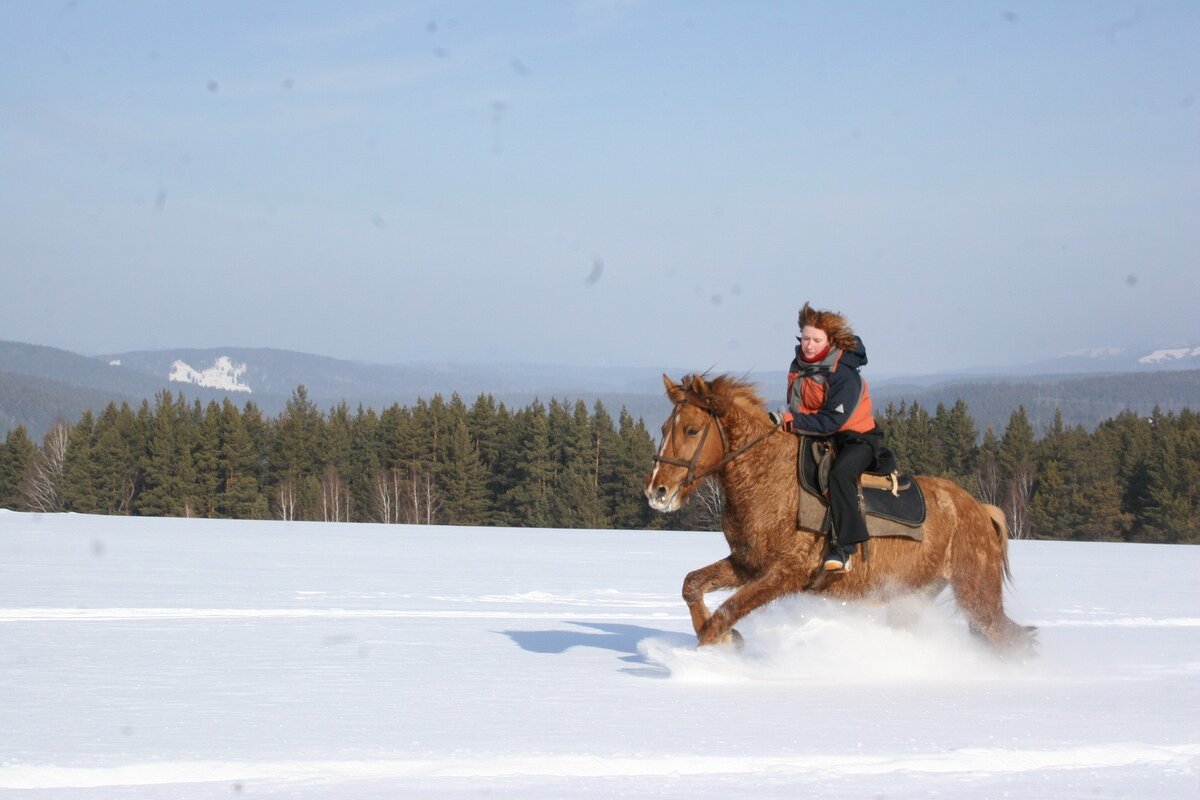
[800,325,829,360]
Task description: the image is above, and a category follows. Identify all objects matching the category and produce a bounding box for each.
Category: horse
[645,373,1034,654]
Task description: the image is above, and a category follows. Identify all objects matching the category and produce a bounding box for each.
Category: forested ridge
[1,387,1196,543]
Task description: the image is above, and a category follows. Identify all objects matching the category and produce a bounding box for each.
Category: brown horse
[645,373,1033,654]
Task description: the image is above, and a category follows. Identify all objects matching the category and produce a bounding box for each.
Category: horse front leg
[682,557,745,644]
[697,567,796,647]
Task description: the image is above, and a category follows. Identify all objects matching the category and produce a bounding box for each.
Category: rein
[653,397,781,488]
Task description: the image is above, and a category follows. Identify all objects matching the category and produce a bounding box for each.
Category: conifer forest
[1,387,1197,544]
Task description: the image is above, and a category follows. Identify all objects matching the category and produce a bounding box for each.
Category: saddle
[797,436,926,540]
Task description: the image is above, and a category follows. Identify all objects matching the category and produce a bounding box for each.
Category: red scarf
[800,343,832,364]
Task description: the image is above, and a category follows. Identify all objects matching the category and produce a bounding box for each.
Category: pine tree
[271,386,324,519]
[879,402,911,474]
[1030,459,1069,539]
[215,399,263,519]
[499,402,553,528]
[1140,411,1200,543]
[1093,410,1152,540]
[548,400,608,528]
[438,418,491,525]
[138,392,200,517]
[974,427,1003,506]
[485,402,521,525]
[346,406,381,522]
[323,402,353,476]
[192,402,222,517]
[319,403,354,521]
[1000,406,1036,478]
[468,394,506,519]
[900,402,938,475]
[609,408,660,530]
[0,426,39,509]
[592,401,632,526]
[61,411,98,513]
[933,398,978,481]
[376,404,410,473]
[999,406,1037,539]
[81,404,141,515]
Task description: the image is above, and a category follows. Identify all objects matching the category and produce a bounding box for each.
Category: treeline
[0,387,663,531]
[1,389,1197,543]
[878,399,1199,544]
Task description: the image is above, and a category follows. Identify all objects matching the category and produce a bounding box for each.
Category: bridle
[652,394,781,489]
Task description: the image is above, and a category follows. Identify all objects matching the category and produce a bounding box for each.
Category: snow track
[6,744,1199,789]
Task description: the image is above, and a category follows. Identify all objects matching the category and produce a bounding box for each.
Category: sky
[1,1,1197,377]
[3,512,1198,797]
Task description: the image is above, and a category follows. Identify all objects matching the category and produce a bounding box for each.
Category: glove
[768,410,794,432]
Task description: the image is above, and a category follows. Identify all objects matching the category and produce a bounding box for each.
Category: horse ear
[705,377,731,414]
[687,374,725,412]
[662,374,685,404]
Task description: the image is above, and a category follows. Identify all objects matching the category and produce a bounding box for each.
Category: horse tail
[982,503,1014,586]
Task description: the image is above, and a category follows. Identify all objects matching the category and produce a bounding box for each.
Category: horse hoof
[697,628,745,651]
[715,629,744,650]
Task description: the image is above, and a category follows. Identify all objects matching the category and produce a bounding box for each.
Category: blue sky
[1,1,1196,376]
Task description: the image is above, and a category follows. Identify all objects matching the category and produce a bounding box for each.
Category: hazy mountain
[2,339,1197,441]
[937,343,1200,379]
[103,347,678,400]
[2,342,677,440]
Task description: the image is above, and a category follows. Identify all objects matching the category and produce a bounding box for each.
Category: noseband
[653,396,781,488]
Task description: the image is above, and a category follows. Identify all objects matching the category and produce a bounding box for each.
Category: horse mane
[683,373,768,416]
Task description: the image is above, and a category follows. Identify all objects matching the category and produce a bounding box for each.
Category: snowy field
[2,511,1198,799]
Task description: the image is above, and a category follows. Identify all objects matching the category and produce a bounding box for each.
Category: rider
[772,302,892,572]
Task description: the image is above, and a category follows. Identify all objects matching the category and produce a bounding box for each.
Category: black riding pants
[828,440,873,546]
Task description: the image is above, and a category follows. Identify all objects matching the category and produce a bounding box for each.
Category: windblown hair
[798,302,858,351]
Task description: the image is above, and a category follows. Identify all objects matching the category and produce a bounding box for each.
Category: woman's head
[797,302,857,360]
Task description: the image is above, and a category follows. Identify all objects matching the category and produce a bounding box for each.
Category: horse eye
[685,427,700,436]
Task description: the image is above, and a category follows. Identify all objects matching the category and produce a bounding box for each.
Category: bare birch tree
[21,421,70,512]
[374,467,403,523]
[274,480,299,521]
[690,477,725,530]
[401,467,441,525]
[319,465,351,522]
[1005,469,1035,539]
[975,458,1002,507]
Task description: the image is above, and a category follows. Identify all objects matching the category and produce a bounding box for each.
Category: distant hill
[1,341,675,440]
[0,372,134,441]
[2,339,1197,442]
[872,371,1200,436]
[1021,345,1200,374]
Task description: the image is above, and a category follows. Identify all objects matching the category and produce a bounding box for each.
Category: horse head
[645,373,752,513]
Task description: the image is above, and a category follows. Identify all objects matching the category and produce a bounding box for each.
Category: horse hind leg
[951,511,1036,656]
[885,581,947,630]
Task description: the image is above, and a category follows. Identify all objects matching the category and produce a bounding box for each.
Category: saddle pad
[798,437,927,529]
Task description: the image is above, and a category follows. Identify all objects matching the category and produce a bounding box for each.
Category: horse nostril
[654,486,667,499]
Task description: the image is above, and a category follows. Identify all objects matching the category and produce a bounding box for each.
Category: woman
[772,302,892,572]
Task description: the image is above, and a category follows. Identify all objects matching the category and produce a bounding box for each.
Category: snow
[1,511,1197,799]
[168,356,252,393]
[1138,347,1200,365]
